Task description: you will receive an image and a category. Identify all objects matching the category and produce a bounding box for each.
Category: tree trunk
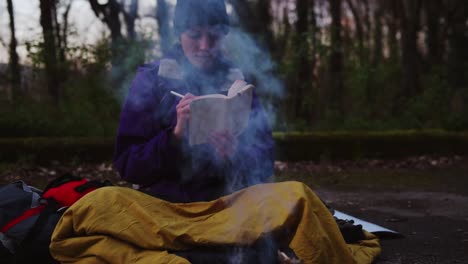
[372,5,383,67]
[446,0,468,91]
[400,0,421,98]
[124,0,138,41]
[156,0,171,54]
[227,0,273,52]
[6,0,21,101]
[40,0,60,105]
[309,0,318,59]
[362,0,371,50]
[54,1,70,94]
[385,0,399,62]
[365,3,383,115]
[424,1,443,67]
[59,2,72,64]
[345,0,364,62]
[88,0,124,65]
[308,0,319,122]
[227,0,256,31]
[293,0,311,119]
[276,5,290,61]
[88,0,137,90]
[329,0,344,117]
[89,0,123,43]
[256,0,274,52]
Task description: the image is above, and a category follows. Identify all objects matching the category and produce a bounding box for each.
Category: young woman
[113,0,274,203]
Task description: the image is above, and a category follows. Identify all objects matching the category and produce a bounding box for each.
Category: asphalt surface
[2,156,467,263]
[317,189,468,264]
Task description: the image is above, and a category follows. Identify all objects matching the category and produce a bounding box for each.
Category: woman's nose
[199,35,212,51]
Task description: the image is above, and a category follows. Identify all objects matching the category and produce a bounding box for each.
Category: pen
[170,91,184,98]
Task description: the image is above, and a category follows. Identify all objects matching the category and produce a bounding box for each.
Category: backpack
[0,174,112,264]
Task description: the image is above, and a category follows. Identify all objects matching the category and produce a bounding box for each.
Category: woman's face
[180,26,226,70]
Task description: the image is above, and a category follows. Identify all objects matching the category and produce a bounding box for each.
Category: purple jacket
[113,46,275,202]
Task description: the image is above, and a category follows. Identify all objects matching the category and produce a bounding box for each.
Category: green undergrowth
[0,130,467,163]
[0,137,115,163]
[274,130,468,161]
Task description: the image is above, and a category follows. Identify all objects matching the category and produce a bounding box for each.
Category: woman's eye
[208,33,222,42]
[187,32,202,39]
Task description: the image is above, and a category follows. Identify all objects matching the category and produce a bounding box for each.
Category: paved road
[316,189,468,264]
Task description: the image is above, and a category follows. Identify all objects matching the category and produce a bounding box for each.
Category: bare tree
[372,4,383,67]
[400,0,422,98]
[279,6,290,61]
[345,0,364,61]
[124,0,139,40]
[423,1,443,66]
[445,0,468,91]
[88,0,143,89]
[6,0,21,101]
[88,0,124,45]
[59,1,72,55]
[227,0,256,30]
[39,0,61,104]
[383,0,400,62]
[54,1,72,89]
[255,0,275,52]
[156,0,170,54]
[227,0,274,52]
[328,0,344,116]
[52,1,71,65]
[291,0,313,119]
[362,0,371,48]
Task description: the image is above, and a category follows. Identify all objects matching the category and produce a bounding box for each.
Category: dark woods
[1,0,468,137]
[274,0,468,131]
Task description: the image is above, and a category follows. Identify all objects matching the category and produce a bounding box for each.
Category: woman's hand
[208,130,238,160]
[173,93,196,140]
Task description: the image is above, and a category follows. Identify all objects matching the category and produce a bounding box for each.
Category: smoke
[216,25,287,264]
[223,28,284,97]
[223,26,285,128]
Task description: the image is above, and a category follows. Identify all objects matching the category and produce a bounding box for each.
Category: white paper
[334,210,401,236]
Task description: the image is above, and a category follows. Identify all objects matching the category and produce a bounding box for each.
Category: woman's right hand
[173,93,196,141]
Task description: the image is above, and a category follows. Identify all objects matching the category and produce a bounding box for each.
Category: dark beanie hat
[174,0,229,35]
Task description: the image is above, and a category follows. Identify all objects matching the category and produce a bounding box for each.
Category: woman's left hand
[207,130,238,160]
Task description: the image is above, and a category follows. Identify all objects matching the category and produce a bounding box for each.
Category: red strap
[42,179,96,206]
[1,205,45,233]
[2,179,100,233]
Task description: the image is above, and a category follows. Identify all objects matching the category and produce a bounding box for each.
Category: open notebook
[188,80,254,146]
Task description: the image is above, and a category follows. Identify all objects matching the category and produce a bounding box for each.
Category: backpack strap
[42,174,82,194]
[74,180,113,193]
[14,198,62,264]
[0,232,15,254]
[20,199,60,245]
[0,205,45,233]
[17,182,42,208]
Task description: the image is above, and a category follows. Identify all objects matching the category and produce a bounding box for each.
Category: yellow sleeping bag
[50,181,380,264]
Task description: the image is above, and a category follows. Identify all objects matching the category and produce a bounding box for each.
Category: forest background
[2,2,468,262]
[1,0,467,138]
